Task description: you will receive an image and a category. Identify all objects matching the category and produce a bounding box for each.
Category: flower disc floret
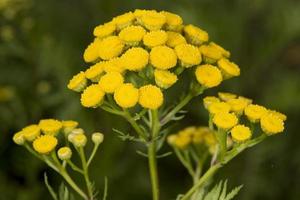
[114,83,139,108]
[81,84,105,108]
[102,58,125,74]
[203,96,220,109]
[209,42,230,58]
[150,46,177,70]
[166,31,186,48]
[39,119,62,135]
[175,44,201,67]
[98,72,124,93]
[121,47,149,71]
[195,64,222,88]
[260,113,284,135]
[83,39,101,62]
[119,25,146,45]
[208,102,231,115]
[199,44,223,63]
[227,98,250,114]
[13,131,25,145]
[217,58,240,78]
[98,36,124,60]
[244,104,268,122]
[231,125,252,142]
[268,110,287,121]
[22,124,41,142]
[33,135,58,154]
[140,11,166,30]
[213,112,238,130]
[143,30,168,48]
[93,22,116,38]
[85,62,105,82]
[139,84,163,109]
[57,147,72,160]
[184,24,209,45]
[112,12,135,30]
[154,69,178,89]
[67,71,87,92]
[160,11,183,31]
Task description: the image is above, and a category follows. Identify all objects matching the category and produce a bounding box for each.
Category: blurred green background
[1,0,300,199]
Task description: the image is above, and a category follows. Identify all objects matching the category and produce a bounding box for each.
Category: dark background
[1,0,300,199]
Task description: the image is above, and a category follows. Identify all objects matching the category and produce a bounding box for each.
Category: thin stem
[87,144,99,167]
[79,147,94,200]
[215,129,227,161]
[67,160,84,174]
[174,148,195,177]
[123,109,148,141]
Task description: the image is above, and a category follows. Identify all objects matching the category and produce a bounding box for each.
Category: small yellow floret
[213,112,238,130]
[260,113,284,135]
[57,147,72,160]
[217,58,240,78]
[98,72,124,93]
[166,31,186,48]
[195,64,222,88]
[167,134,178,146]
[208,102,231,115]
[85,62,105,82]
[209,42,230,58]
[174,135,191,149]
[67,71,87,92]
[175,44,201,67]
[98,36,124,60]
[102,58,125,74]
[199,45,223,63]
[83,39,101,62]
[154,69,177,89]
[244,104,268,122]
[112,12,135,30]
[268,110,287,121]
[39,119,62,135]
[81,84,105,108]
[184,24,209,45]
[160,11,183,31]
[62,120,78,135]
[231,125,252,142]
[13,131,25,145]
[33,135,58,154]
[227,98,250,114]
[93,22,116,38]
[139,84,163,109]
[203,96,220,109]
[22,124,41,142]
[71,134,87,147]
[121,47,149,71]
[114,83,139,108]
[150,46,177,70]
[119,25,146,46]
[143,30,168,48]
[218,92,237,102]
[140,11,166,30]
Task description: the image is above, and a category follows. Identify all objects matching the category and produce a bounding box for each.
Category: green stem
[67,160,84,174]
[174,148,195,177]
[215,129,227,161]
[79,147,94,200]
[123,109,148,141]
[87,144,99,167]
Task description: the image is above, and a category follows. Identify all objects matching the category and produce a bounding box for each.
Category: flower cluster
[67,9,240,111]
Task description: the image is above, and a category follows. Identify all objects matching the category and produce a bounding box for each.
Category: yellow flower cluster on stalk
[67,9,240,111]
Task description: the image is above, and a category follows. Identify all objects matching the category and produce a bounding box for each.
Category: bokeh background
[1,0,300,199]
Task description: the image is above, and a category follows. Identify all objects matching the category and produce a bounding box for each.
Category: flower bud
[68,128,84,142]
[71,134,87,148]
[92,132,104,145]
[13,131,25,145]
[57,147,72,160]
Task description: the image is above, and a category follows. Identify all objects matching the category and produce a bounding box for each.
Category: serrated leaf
[224,185,243,200]
[219,180,228,200]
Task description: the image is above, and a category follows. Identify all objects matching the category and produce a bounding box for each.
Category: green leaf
[224,185,243,200]
[44,173,58,200]
[102,177,108,200]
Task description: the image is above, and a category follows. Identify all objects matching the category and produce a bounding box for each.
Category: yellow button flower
[178,126,197,138]
[175,44,201,67]
[217,58,240,78]
[114,83,139,108]
[62,120,78,135]
[150,46,177,70]
[199,44,223,63]
[160,11,183,31]
[102,57,125,74]
[166,31,186,48]
[203,96,220,109]
[143,30,168,48]
[98,36,124,60]
[140,11,166,30]
[22,124,41,142]
[184,24,209,45]
[83,39,101,62]
[39,119,63,135]
[121,47,149,71]
[174,135,191,149]
[71,133,87,147]
[195,64,222,88]
[93,22,116,38]
[139,84,163,109]
[167,134,178,146]
[213,112,238,130]
[209,42,230,58]
[227,98,250,114]
[118,25,146,46]
[85,62,105,82]
[33,135,58,154]
[67,71,87,92]
[57,147,72,160]
[268,110,287,121]
[13,131,25,145]
[260,113,284,135]
[244,104,268,122]
[208,102,231,115]
[99,72,124,93]
[81,84,105,108]
[112,12,135,30]
[231,125,252,142]
[154,69,178,89]
[218,92,237,102]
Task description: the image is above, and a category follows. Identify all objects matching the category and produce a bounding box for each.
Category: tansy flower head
[98,72,124,93]
[71,133,87,147]
[140,11,166,30]
[22,124,41,142]
[244,104,268,123]
[98,36,124,60]
[93,22,116,38]
[199,44,223,63]
[150,45,177,70]
[62,120,78,135]
[112,12,135,30]
[85,62,105,82]
[203,96,220,109]
[268,110,287,121]
[119,25,146,46]
[166,31,186,48]
[213,112,238,130]
[154,69,178,89]
[208,102,231,115]
[92,132,104,145]
[195,64,222,88]
[81,84,105,108]
[121,47,149,71]
[114,83,139,108]
[260,113,284,135]
[143,30,168,48]
[167,134,178,146]
[217,58,240,78]
[33,135,58,154]
[39,119,62,135]
[218,92,237,102]
[13,131,25,145]
[178,126,197,138]
[102,58,125,74]
[184,24,209,45]
[209,42,230,58]
[67,71,87,92]
[174,135,191,149]
[139,84,163,109]
[57,147,72,160]
[83,39,101,62]
[227,98,250,114]
[231,125,252,142]
[175,44,201,67]
[160,11,183,31]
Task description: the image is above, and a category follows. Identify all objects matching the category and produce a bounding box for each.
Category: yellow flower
[57,147,72,160]
[33,135,58,154]
[70,133,87,147]
[203,96,220,109]
[195,64,222,88]
[85,62,105,82]
[67,71,87,92]
[13,131,25,145]
[199,44,223,63]
[208,102,231,115]
[114,83,139,108]
[218,92,237,102]
[183,24,209,45]
[160,11,183,31]
[260,113,285,135]
[227,98,250,114]
[231,125,252,142]
[98,36,124,60]
[213,112,238,130]
[39,119,63,135]
[178,126,197,138]
[118,25,146,46]
[139,84,163,109]
[140,11,166,30]
[268,110,287,121]
[81,84,105,108]
[209,42,230,58]
[62,120,78,135]
[244,104,268,122]
[192,127,210,144]
[166,31,186,48]
[154,69,178,89]
[167,134,178,146]
[112,12,135,30]
[174,135,191,149]
[238,96,253,105]
[83,39,101,62]
[175,44,201,67]
[143,30,168,48]
[99,72,124,93]
[121,47,149,71]
[22,124,41,142]
[217,58,240,78]
[93,22,116,38]
[92,132,104,145]
[102,57,125,74]
[150,46,177,70]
